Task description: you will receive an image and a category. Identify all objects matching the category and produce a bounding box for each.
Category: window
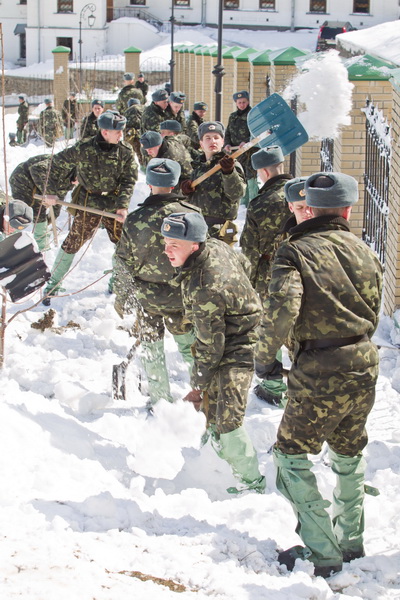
[260,0,275,8]
[174,0,190,5]
[20,33,26,60]
[224,0,239,8]
[57,37,73,58]
[57,0,73,12]
[309,0,326,12]
[353,0,369,13]
[130,0,146,5]
[19,0,27,5]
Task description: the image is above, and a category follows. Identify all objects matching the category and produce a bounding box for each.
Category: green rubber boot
[213,426,265,493]
[241,177,259,206]
[140,340,173,405]
[254,348,287,407]
[33,221,50,252]
[42,249,75,305]
[329,448,366,561]
[273,448,343,571]
[173,331,195,373]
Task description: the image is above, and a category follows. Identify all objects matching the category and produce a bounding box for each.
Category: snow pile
[283,51,354,139]
[337,19,400,65]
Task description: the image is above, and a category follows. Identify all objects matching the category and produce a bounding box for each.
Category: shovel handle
[191,130,270,189]
[34,194,121,220]
[48,206,58,246]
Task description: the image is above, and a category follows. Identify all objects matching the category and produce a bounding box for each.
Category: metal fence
[320,138,334,172]
[1,73,53,106]
[69,55,124,101]
[362,99,391,266]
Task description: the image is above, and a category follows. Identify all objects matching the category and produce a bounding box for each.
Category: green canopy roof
[346,54,395,81]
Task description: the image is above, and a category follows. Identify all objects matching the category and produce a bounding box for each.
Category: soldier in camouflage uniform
[186,101,208,150]
[80,99,104,140]
[38,98,63,148]
[140,131,193,192]
[36,110,137,305]
[240,146,292,406]
[116,73,144,114]
[16,94,29,144]
[135,73,149,102]
[165,91,187,134]
[224,91,258,207]
[124,98,145,167]
[180,121,245,245]
[114,158,200,407]
[0,198,33,241]
[9,154,76,251]
[62,92,77,139]
[140,89,169,134]
[255,172,383,577]
[162,212,265,493]
[160,120,200,161]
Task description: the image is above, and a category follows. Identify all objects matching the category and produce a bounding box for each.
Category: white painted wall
[107,18,161,54]
[1,2,28,65]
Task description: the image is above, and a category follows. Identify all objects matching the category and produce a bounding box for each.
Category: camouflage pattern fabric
[38,106,63,147]
[206,366,253,433]
[61,210,123,254]
[277,387,376,456]
[16,101,29,132]
[224,106,257,179]
[165,105,187,133]
[240,174,292,295]
[62,98,77,127]
[114,192,201,339]
[156,137,194,189]
[175,133,201,161]
[9,154,74,222]
[186,112,203,149]
[184,151,246,224]
[116,84,144,113]
[135,79,149,100]
[255,215,383,404]
[174,237,262,391]
[30,132,137,211]
[140,102,168,134]
[124,104,145,165]
[80,112,99,140]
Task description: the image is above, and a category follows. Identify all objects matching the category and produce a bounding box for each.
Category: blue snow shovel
[247,93,309,156]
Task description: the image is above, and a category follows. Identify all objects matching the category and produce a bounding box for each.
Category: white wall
[107,18,161,54]
[1,1,28,65]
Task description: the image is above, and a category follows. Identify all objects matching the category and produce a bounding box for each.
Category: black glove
[255,358,283,380]
[183,389,203,411]
[181,179,194,196]
[219,155,235,174]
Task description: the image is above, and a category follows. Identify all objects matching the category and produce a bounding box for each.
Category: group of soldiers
[4,80,383,580]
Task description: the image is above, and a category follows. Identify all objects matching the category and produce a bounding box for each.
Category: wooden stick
[33,194,120,220]
[191,129,270,189]
[48,206,58,246]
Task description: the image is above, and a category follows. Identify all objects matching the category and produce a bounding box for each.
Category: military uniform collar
[138,192,183,207]
[236,105,251,117]
[288,214,351,236]
[259,173,292,193]
[197,150,226,166]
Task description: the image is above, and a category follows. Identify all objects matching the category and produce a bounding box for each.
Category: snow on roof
[337,19,400,66]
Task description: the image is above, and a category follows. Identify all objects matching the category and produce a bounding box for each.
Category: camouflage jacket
[174,237,262,390]
[17,101,29,128]
[30,132,137,211]
[80,112,99,140]
[135,80,149,99]
[114,192,201,315]
[240,174,292,294]
[38,107,63,144]
[141,102,168,134]
[157,137,194,186]
[116,84,144,114]
[10,154,73,203]
[224,106,257,179]
[185,151,246,223]
[62,98,77,126]
[175,133,201,161]
[186,111,203,149]
[125,104,144,133]
[165,105,187,133]
[255,215,383,397]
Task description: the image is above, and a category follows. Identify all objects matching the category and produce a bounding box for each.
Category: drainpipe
[201,0,206,27]
[291,0,295,32]
[38,0,41,62]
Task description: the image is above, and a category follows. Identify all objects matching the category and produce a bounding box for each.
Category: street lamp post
[78,3,96,93]
[212,0,225,121]
[169,1,176,91]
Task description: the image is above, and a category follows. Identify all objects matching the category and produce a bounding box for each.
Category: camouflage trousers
[206,365,253,435]
[61,210,123,254]
[276,386,376,456]
[135,302,191,344]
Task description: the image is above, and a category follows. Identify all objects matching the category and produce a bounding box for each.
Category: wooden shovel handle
[34,194,120,220]
[191,130,270,189]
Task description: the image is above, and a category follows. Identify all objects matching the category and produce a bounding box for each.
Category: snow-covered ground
[1,23,400,600]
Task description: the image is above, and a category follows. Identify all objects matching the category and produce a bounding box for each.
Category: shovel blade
[248,93,309,156]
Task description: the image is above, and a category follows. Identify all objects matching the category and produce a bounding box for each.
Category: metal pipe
[212,0,224,121]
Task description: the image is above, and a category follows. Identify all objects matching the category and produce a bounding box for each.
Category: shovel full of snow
[190,93,308,189]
